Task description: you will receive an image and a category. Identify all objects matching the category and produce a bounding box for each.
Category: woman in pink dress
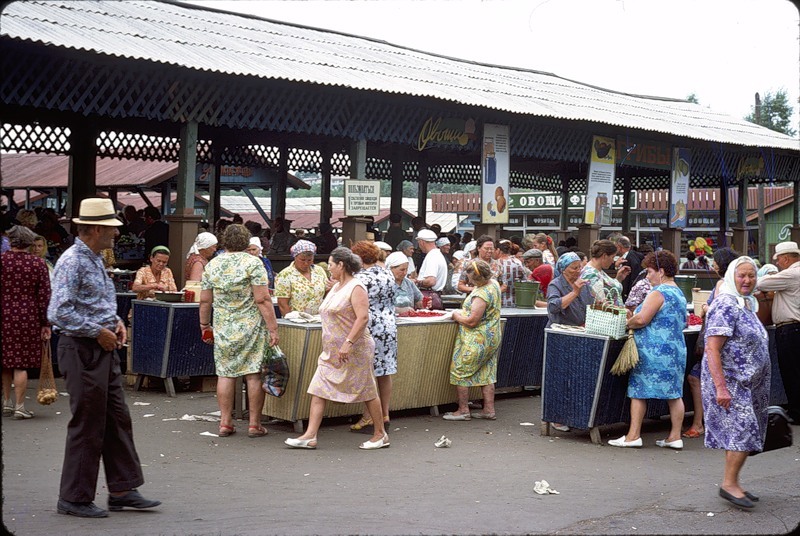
[285,247,388,450]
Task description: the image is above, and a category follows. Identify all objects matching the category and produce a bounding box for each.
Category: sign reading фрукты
[344,180,380,217]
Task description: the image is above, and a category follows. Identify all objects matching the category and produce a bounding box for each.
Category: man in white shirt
[415,229,448,308]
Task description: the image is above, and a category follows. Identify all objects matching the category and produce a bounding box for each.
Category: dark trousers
[58,336,144,502]
[776,323,800,421]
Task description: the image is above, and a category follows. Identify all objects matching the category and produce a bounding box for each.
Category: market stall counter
[496,307,548,389]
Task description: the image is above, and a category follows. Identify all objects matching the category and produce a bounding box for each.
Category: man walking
[757,240,800,423]
[49,198,160,518]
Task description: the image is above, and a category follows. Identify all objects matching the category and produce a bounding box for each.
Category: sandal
[248,425,268,438]
[350,416,373,431]
[442,412,471,421]
[682,427,704,438]
[218,425,236,437]
[470,412,496,420]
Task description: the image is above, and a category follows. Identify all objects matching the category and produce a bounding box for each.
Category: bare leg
[216,377,236,429]
[625,398,647,441]
[481,384,495,415]
[722,450,749,497]
[376,375,393,422]
[2,368,12,405]
[455,386,470,415]
[666,397,685,442]
[245,373,265,429]
[297,395,325,442]
[13,369,28,407]
[365,397,386,443]
[686,375,704,432]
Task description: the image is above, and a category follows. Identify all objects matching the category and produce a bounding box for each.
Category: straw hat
[72,198,122,226]
[773,241,800,259]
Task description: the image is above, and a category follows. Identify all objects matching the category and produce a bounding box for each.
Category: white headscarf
[718,256,759,312]
[385,251,410,268]
[248,237,263,254]
[187,232,218,258]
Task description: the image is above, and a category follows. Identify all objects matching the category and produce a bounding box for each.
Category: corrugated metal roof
[2,0,797,152]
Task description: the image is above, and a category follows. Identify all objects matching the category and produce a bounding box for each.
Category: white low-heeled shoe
[655,438,683,450]
[359,433,390,450]
[285,437,317,449]
[608,435,642,448]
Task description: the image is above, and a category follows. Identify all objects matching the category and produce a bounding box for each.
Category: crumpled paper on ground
[283,311,321,323]
[434,435,452,448]
[533,480,560,495]
[180,414,220,422]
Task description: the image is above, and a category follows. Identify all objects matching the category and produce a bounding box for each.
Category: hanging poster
[669,148,690,228]
[344,180,380,216]
[481,124,510,224]
[584,135,616,225]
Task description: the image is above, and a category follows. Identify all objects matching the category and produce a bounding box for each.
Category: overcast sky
[190,0,799,134]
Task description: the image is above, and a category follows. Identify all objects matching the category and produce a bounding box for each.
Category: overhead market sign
[508,191,636,210]
[616,137,672,170]
[416,117,477,151]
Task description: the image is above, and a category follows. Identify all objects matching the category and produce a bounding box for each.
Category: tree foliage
[686,93,699,104]
[745,89,796,137]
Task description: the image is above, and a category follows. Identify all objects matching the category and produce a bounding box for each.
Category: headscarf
[248,237,263,254]
[396,240,413,251]
[290,239,317,258]
[718,256,759,312]
[757,263,778,278]
[187,232,218,258]
[554,252,580,278]
[435,237,449,248]
[385,251,409,268]
[453,250,467,261]
[150,245,170,257]
[7,225,36,248]
[462,240,477,256]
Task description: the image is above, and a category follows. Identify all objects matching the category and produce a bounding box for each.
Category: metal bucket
[515,281,540,308]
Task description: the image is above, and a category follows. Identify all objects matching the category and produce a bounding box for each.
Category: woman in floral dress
[285,247,388,450]
[580,239,631,307]
[701,256,770,509]
[200,225,279,438]
[443,259,502,421]
[608,250,687,449]
[274,240,328,315]
[350,241,397,431]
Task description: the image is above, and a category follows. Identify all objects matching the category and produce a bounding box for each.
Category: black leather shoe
[719,488,755,509]
[57,499,109,518]
[108,489,161,511]
[744,491,759,502]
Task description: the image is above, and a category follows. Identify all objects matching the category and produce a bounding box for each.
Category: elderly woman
[285,247,388,450]
[350,241,397,431]
[609,250,687,449]
[396,239,416,279]
[246,237,275,289]
[546,252,593,328]
[702,256,770,509]
[200,224,279,438]
[131,246,177,300]
[443,259,502,421]
[386,251,423,313]
[274,239,328,315]
[32,235,55,280]
[1,226,51,419]
[580,239,631,307]
[185,231,218,283]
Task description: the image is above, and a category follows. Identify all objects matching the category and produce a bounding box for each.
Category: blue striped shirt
[48,238,120,337]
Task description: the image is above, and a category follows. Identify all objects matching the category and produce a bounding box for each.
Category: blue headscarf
[554,252,580,278]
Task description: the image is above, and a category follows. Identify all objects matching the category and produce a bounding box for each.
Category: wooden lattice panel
[1,123,71,153]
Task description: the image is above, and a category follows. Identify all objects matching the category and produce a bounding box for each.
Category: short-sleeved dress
[580,264,624,306]
[201,252,271,377]
[274,262,327,314]
[307,278,378,403]
[1,251,51,368]
[356,265,398,376]
[450,280,502,386]
[394,276,423,309]
[701,293,770,452]
[628,284,687,399]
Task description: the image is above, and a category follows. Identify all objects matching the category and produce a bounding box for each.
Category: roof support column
[417,154,428,223]
[320,143,332,228]
[167,120,201,286]
[271,143,288,221]
[67,122,98,222]
[553,175,571,245]
[390,149,403,220]
[732,177,749,255]
[621,169,633,239]
[717,182,729,248]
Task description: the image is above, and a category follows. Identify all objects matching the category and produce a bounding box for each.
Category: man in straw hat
[756,240,800,423]
[48,198,160,518]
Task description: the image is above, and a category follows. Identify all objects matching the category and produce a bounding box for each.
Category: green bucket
[515,281,540,308]
[674,275,697,303]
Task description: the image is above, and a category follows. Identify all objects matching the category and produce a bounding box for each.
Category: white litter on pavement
[162,418,177,421]
[180,414,220,422]
[519,422,536,426]
[199,431,219,437]
[707,513,714,517]
[59,392,69,396]
[142,414,155,418]
[133,402,151,406]
[434,435,452,448]
[207,410,221,416]
[533,480,560,495]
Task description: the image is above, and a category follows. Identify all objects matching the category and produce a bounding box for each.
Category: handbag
[36,340,58,405]
[261,345,290,398]
[585,290,627,339]
[749,406,793,456]
[610,329,639,375]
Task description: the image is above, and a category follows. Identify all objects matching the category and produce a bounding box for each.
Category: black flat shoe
[719,488,755,509]
[108,489,161,511]
[57,499,108,518]
[744,491,759,502]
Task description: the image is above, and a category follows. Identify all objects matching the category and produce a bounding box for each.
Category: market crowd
[2,198,798,515]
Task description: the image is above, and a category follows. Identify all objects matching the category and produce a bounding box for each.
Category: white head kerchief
[718,256,759,312]
[187,232,218,258]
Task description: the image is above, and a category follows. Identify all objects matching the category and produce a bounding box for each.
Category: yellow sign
[416,117,476,151]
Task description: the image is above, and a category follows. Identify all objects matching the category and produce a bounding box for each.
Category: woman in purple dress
[701,256,770,510]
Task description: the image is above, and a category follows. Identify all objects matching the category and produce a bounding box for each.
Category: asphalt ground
[2,378,799,536]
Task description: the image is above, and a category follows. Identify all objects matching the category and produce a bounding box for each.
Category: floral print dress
[628,285,687,399]
[701,293,770,452]
[580,264,624,306]
[449,280,502,386]
[356,265,398,376]
[201,252,270,377]
[274,262,327,314]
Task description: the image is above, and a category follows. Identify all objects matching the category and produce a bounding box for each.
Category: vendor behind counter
[185,232,218,286]
[274,240,329,316]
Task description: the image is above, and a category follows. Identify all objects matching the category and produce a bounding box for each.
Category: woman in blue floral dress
[701,256,770,509]
[608,250,687,449]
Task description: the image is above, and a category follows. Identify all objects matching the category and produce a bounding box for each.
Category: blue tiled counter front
[131,300,215,396]
[496,307,548,388]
